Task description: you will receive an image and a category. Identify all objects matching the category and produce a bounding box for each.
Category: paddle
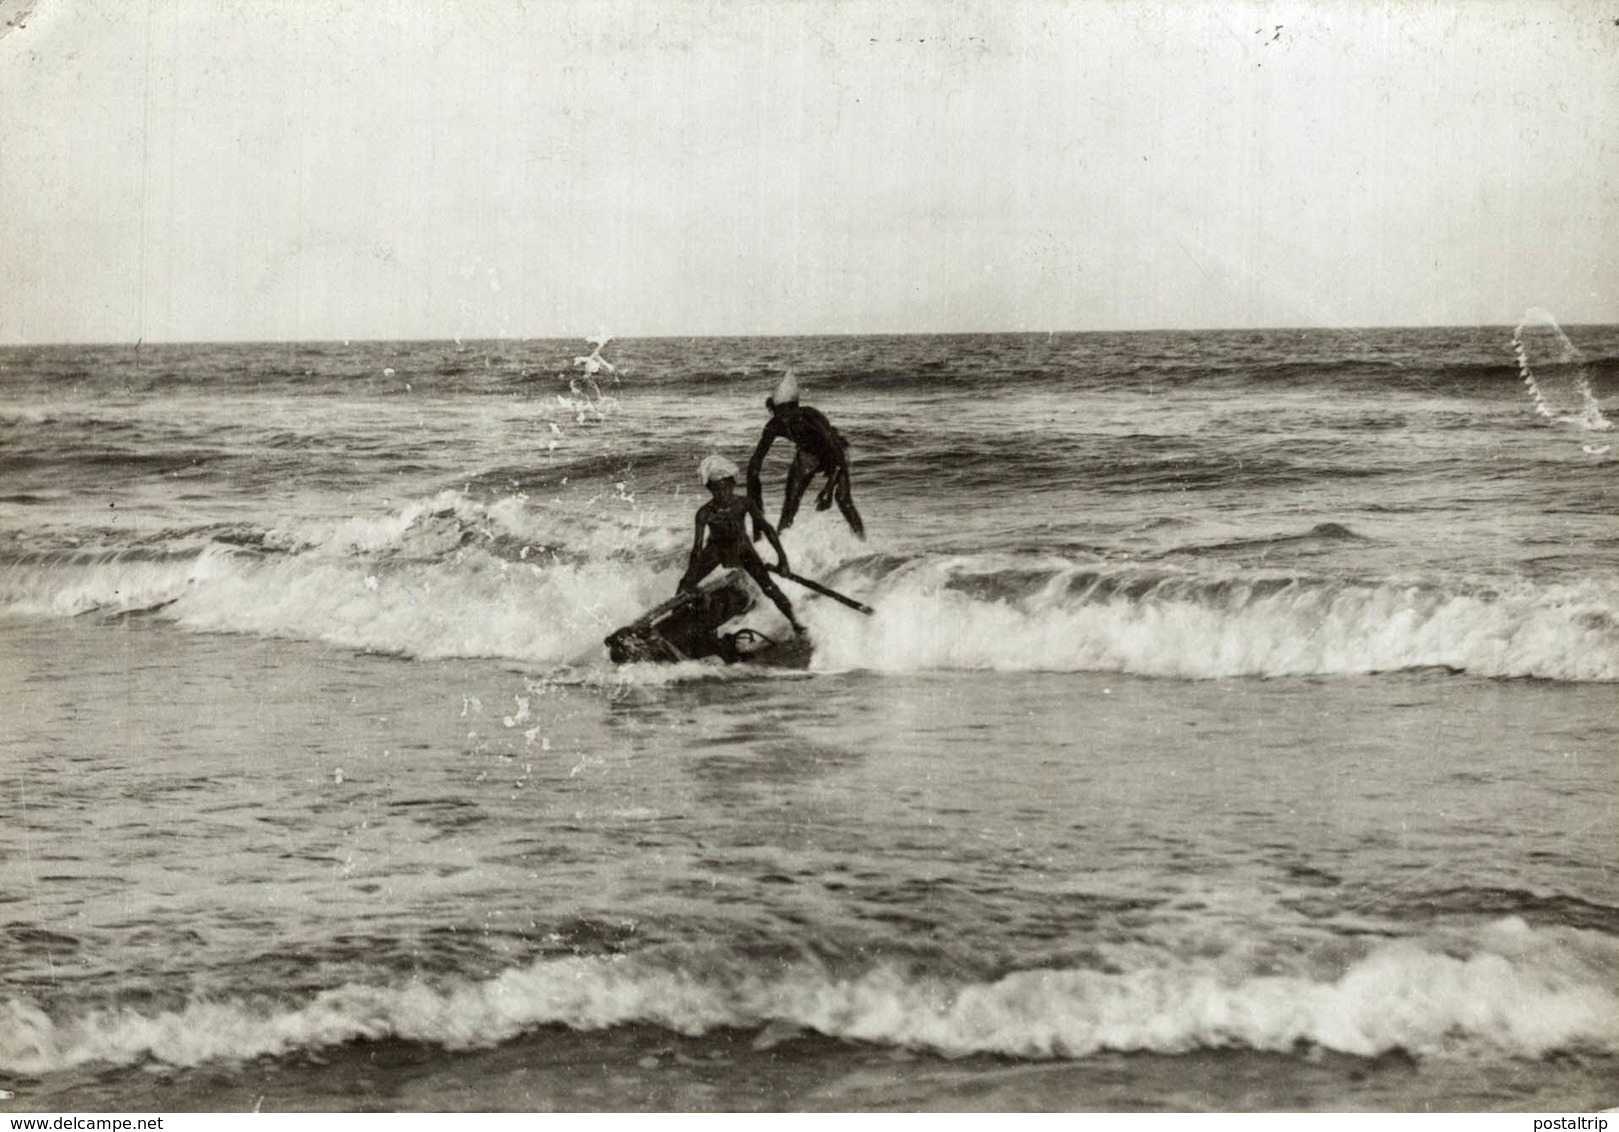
[767,565,875,615]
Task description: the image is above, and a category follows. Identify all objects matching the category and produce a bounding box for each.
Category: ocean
[1,323,1615,1112]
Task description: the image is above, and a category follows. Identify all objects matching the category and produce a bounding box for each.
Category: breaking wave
[809,555,1619,681]
[1,494,1615,681]
[3,917,1614,1074]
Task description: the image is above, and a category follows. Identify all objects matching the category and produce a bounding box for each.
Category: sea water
[0,327,1615,1111]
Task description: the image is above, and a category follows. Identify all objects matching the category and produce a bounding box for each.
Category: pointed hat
[771,371,800,405]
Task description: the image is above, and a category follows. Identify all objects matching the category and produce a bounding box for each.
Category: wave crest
[809,557,1619,681]
[4,919,1614,1074]
[3,502,1615,680]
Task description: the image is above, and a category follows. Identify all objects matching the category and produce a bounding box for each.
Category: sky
[1,0,1616,342]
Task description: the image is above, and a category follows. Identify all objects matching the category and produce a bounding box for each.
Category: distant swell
[3,918,1614,1074]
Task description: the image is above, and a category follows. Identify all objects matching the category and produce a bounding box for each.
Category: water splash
[558,335,620,426]
[1511,309,1611,435]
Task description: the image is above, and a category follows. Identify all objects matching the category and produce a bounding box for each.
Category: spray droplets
[502,695,531,728]
[556,336,620,426]
[1512,309,1612,435]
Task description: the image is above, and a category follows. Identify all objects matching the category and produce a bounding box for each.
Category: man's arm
[745,422,781,539]
[748,499,789,575]
[686,506,708,568]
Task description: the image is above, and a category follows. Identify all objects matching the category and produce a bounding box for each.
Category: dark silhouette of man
[681,454,804,635]
[746,372,865,540]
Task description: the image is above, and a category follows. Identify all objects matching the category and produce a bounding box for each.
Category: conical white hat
[771,371,800,404]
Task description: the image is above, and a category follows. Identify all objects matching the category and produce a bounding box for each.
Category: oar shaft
[768,566,874,615]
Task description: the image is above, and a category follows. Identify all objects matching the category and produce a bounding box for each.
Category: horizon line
[4,321,1611,350]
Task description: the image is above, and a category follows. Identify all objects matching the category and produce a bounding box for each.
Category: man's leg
[778,451,819,531]
[740,552,804,633]
[831,466,865,538]
[677,547,722,592]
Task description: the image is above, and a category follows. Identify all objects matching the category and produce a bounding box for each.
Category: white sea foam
[2,918,1614,1074]
[3,523,1617,680]
[0,545,224,617]
[167,549,652,664]
[810,559,1619,682]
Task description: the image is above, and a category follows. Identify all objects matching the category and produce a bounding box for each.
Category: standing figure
[746,372,865,539]
[681,455,805,635]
